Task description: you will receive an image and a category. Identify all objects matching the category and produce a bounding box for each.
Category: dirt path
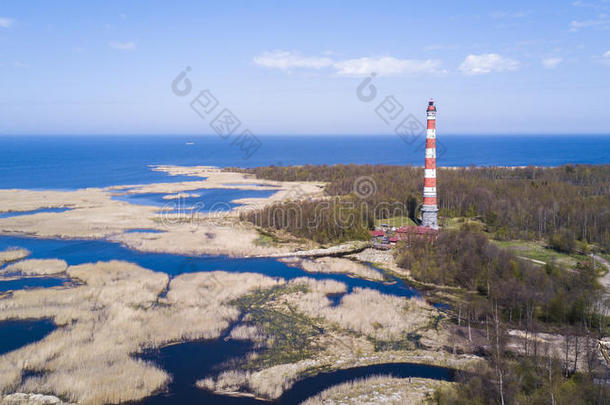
[594,254,610,294]
[263,241,370,258]
[592,254,610,314]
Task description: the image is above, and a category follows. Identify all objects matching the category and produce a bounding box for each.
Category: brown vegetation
[2,259,68,276]
[236,164,610,252]
[301,375,448,405]
[0,261,280,404]
[0,249,30,266]
[281,257,384,281]
[240,196,371,244]
[197,277,446,400]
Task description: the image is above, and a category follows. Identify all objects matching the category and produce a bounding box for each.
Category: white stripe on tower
[421,98,439,229]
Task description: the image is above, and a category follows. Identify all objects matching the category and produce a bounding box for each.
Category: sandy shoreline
[0,166,326,258]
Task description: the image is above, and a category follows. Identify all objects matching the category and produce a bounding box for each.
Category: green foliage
[435,357,610,405]
[395,227,603,328]
[549,228,577,253]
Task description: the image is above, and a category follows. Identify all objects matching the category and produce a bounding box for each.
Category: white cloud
[109,41,136,51]
[0,17,14,28]
[253,51,442,76]
[253,50,333,70]
[542,57,563,69]
[333,56,442,76]
[602,50,610,65]
[459,53,520,75]
[569,16,610,31]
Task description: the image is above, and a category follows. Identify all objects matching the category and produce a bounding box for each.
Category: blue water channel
[0,235,452,404]
[0,236,419,298]
[0,207,71,219]
[136,338,455,405]
[0,319,56,356]
[112,188,277,214]
[0,277,67,291]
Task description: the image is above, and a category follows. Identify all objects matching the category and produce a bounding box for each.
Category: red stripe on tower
[421,99,439,229]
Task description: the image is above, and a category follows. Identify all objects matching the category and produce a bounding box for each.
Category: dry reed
[0,261,280,404]
[2,259,68,276]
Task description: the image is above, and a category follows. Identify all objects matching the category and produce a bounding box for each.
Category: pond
[0,319,56,356]
[0,277,67,292]
[135,338,455,405]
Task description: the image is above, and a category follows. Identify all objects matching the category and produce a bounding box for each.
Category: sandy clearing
[281,257,384,281]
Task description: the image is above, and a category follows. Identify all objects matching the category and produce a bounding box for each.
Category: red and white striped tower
[421,99,438,229]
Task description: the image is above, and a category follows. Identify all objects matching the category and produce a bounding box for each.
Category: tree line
[394,226,609,404]
[239,196,372,244]
[395,225,604,329]
[232,164,610,252]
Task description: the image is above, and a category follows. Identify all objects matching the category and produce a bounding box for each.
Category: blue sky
[0,0,609,135]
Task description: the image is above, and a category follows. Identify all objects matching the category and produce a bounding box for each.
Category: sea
[0,134,608,189]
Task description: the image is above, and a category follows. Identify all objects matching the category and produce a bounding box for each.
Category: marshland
[2,163,609,405]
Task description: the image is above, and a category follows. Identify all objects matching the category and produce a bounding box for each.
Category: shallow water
[222,183,281,188]
[0,236,420,298]
[136,338,455,404]
[0,319,56,356]
[113,188,277,213]
[136,339,259,405]
[124,229,166,234]
[278,362,454,404]
[0,277,67,291]
[0,234,438,403]
[0,207,71,219]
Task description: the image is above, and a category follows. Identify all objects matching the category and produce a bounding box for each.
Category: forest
[233,164,610,404]
[395,225,605,331]
[240,196,372,244]
[396,226,609,404]
[234,164,610,252]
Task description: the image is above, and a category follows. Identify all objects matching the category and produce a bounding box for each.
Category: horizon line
[1,133,610,137]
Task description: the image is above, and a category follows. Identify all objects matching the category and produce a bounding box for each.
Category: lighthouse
[421,99,438,229]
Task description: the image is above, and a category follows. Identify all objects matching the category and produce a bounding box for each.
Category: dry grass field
[196,277,460,400]
[281,257,385,281]
[299,375,450,405]
[2,259,68,276]
[0,260,281,404]
[0,249,30,266]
